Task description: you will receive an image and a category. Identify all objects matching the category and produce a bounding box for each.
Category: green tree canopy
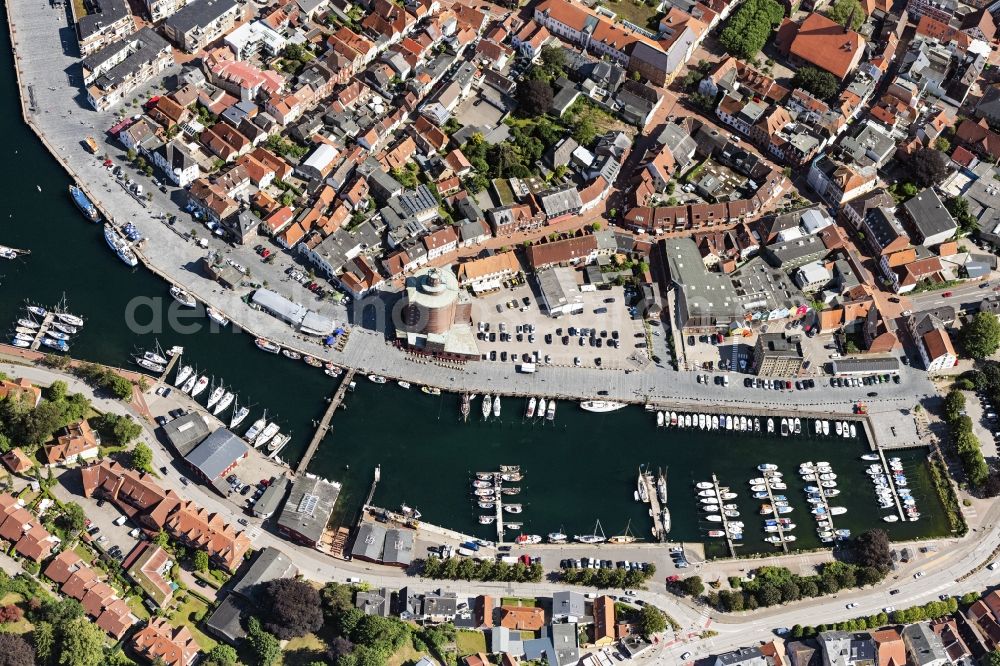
[826,0,864,30]
[57,618,105,666]
[636,605,667,637]
[960,312,1000,359]
[719,0,784,60]
[791,66,840,101]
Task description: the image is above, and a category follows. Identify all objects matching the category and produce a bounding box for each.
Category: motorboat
[580,400,627,412]
[303,356,322,368]
[720,492,737,500]
[206,307,230,326]
[368,374,387,384]
[758,463,778,472]
[472,480,492,489]
[698,489,716,497]
[493,395,501,417]
[695,482,714,489]
[325,368,342,378]
[793,418,801,435]
[206,385,226,409]
[190,376,209,397]
[546,400,556,421]
[767,418,774,434]
[707,530,726,537]
[398,381,411,389]
[180,374,197,394]
[213,392,234,415]
[712,415,720,430]
[829,507,847,515]
[703,505,720,513]
[255,338,280,354]
[753,491,769,499]
[26,306,46,318]
[849,424,857,438]
[685,414,692,427]
[538,398,547,418]
[515,535,542,545]
[754,417,760,432]
[473,488,495,497]
[41,336,69,351]
[245,415,267,442]
[476,473,493,481]
[478,501,495,509]
[841,421,850,438]
[9,339,29,348]
[835,422,843,436]
[705,515,723,522]
[526,397,537,419]
[482,395,492,418]
[169,286,197,308]
[548,530,568,543]
[819,473,837,481]
[822,421,829,436]
[861,453,879,462]
[700,497,720,504]
[750,484,767,493]
[504,505,523,514]
[479,516,495,524]
[422,386,441,396]
[282,349,302,360]
[780,418,789,436]
[70,184,100,222]
[104,224,138,267]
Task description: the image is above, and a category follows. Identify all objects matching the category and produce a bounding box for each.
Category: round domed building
[395,266,479,359]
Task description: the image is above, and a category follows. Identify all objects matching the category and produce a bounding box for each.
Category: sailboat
[206,382,226,409]
[493,395,501,417]
[547,527,568,543]
[537,398,547,418]
[255,422,280,448]
[607,519,637,544]
[230,396,249,428]
[245,413,267,443]
[190,375,209,397]
[174,364,193,387]
[180,373,197,394]
[213,391,234,415]
[574,519,606,544]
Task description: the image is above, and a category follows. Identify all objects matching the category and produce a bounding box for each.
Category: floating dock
[29,312,55,351]
[712,474,738,558]
[638,467,667,542]
[760,470,790,554]
[295,369,355,475]
[876,448,907,521]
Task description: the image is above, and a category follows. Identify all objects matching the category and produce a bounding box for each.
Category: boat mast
[595,519,605,539]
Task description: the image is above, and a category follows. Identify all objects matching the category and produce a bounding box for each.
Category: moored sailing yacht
[607,519,637,544]
[190,375,209,397]
[580,400,627,413]
[537,398,547,418]
[460,394,470,422]
[229,397,249,429]
[493,395,501,417]
[574,519,606,544]
[213,391,234,415]
[206,384,226,409]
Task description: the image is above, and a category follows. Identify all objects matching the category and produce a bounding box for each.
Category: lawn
[73,543,96,564]
[386,640,430,666]
[281,633,329,666]
[500,597,537,607]
[455,630,487,657]
[606,0,660,29]
[169,593,216,651]
[127,595,151,621]
[0,592,33,635]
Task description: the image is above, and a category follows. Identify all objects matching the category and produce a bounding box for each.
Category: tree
[853,529,892,573]
[34,620,55,663]
[944,389,967,423]
[246,617,281,666]
[57,502,86,534]
[536,45,567,80]
[719,0,784,60]
[960,312,1000,360]
[0,634,34,666]
[262,578,324,640]
[907,148,949,187]
[94,413,142,447]
[947,196,979,235]
[791,66,840,101]
[129,442,153,473]
[47,381,68,403]
[826,0,864,30]
[204,645,239,666]
[682,576,705,597]
[58,618,105,666]
[193,550,210,573]
[637,605,667,637]
[984,650,1000,666]
[516,80,553,118]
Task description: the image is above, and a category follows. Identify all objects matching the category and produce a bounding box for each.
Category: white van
[346,576,363,583]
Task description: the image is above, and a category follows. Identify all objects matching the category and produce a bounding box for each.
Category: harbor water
[0,12,950,556]
[309,386,952,555]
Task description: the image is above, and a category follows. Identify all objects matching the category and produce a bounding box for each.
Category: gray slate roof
[184,428,247,481]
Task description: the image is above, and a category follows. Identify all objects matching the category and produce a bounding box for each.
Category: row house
[201,122,251,162]
[83,28,173,112]
[487,203,545,236]
[361,0,416,46]
[144,0,188,22]
[806,154,878,206]
[907,311,957,371]
[207,56,285,102]
[188,178,239,224]
[526,234,599,270]
[44,550,138,640]
[422,226,459,261]
[327,26,378,74]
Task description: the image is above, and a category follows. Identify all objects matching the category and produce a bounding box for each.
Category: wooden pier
[295,369,355,475]
[495,483,505,544]
[760,470,789,554]
[639,467,667,542]
[160,353,180,384]
[805,461,839,538]
[712,474,738,558]
[28,312,55,351]
[877,448,907,521]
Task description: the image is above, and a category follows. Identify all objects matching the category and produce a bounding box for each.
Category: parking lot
[470,281,651,370]
[681,320,841,377]
[453,91,505,129]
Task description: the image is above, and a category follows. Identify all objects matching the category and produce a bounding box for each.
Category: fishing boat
[206,385,226,409]
[515,534,542,545]
[255,338,280,354]
[189,376,209,397]
[656,411,664,427]
[134,357,165,373]
[607,519,636,544]
[482,395,492,418]
[205,307,230,327]
[213,392,234,415]
[574,520,606,544]
[299,355,322,368]
[26,305,46,317]
[548,529,568,543]
[103,224,138,267]
[546,400,556,421]
[41,337,69,351]
[493,395,501,417]
[526,397,536,418]
[767,418,774,434]
[479,516,495,524]
[368,374,387,384]
[230,402,250,429]
[16,318,39,329]
[169,286,197,308]
[580,400,627,412]
[282,349,302,360]
[256,422,280,448]
[70,185,100,222]
[537,398,547,418]
[422,386,441,396]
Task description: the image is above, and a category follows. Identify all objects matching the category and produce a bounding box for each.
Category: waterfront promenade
[2,0,940,419]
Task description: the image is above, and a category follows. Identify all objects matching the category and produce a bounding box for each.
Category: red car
[260,249,271,259]
[943,291,953,297]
